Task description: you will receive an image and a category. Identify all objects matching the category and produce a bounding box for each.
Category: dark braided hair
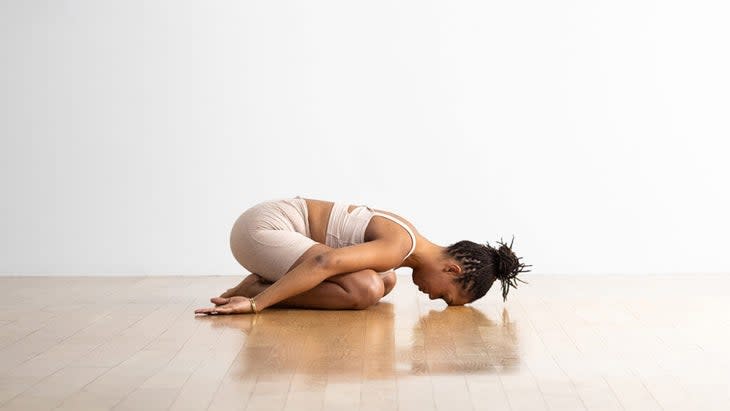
[445,235,531,302]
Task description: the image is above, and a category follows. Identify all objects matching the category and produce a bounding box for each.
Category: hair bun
[488,235,531,302]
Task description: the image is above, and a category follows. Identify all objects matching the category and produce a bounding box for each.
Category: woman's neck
[401,235,444,269]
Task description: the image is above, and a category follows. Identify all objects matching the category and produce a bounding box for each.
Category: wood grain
[0,273,728,410]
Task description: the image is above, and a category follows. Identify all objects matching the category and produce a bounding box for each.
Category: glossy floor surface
[0,274,729,410]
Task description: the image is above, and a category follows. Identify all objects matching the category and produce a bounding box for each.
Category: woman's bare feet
[220,273,265,298]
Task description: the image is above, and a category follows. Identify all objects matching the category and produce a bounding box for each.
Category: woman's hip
[229,197,315,281]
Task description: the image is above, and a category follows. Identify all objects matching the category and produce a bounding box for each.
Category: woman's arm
[252,238,410,311]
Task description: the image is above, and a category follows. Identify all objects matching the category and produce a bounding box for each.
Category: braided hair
[445,235,531,302]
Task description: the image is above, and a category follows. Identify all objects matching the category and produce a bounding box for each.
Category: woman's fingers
[195,305,233,315]
[195,306,219,314]
[195,298,232,315]
[194,296,250,315]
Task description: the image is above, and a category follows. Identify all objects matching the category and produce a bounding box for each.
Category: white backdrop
[2,0,729,276]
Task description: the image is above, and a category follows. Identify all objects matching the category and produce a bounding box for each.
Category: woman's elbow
[310,253,340,280]
[313,253,329,267]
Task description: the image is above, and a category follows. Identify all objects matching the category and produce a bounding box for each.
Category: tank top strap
[371,212,417,261]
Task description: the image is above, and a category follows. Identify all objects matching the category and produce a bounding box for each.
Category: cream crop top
[324,201,417,265]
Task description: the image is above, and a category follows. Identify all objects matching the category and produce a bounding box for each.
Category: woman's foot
[220,273,264,298]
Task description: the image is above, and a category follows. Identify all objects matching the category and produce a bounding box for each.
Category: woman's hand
[194,296,254,315]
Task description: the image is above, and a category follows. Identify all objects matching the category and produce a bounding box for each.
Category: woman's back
[300,196,421,245]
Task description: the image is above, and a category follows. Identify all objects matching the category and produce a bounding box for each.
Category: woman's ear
[444,261,462,275]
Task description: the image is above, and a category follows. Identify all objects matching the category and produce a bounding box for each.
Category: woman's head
[411,236,530,305]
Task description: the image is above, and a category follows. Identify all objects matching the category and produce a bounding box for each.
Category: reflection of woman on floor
[202,304,520,377]
[195,196,530,315]
[409,306,520,374]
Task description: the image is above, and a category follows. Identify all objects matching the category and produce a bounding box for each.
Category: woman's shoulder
[368,207,421,237]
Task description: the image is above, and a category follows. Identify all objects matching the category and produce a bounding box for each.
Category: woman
[194,196,530,315]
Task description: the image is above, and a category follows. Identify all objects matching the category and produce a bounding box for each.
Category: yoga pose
[195,196,530,315]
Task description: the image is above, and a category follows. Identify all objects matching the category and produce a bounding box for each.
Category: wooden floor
[0,274,729,410]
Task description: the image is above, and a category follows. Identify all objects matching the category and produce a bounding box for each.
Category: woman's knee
[381,270,397,297]
[355,270,385,309]
[335,269,384,309]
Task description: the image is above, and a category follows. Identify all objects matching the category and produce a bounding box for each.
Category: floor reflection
[405,305,521,376]
[199,302,520,379]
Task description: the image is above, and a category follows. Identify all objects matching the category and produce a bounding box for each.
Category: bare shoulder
[369,207,421,236]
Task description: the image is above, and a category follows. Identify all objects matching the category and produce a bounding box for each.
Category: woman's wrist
[249,296,258,313]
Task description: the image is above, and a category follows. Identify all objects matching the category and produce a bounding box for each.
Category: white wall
[2,0,729,276]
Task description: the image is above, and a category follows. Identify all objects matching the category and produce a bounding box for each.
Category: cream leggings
[229,196,318,283]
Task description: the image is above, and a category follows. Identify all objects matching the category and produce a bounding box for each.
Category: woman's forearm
[251,258,331,311]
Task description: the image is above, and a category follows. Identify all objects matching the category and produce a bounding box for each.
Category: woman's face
[411,260,470,306]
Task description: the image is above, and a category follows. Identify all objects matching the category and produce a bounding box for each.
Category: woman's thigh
[230,200,317,281]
